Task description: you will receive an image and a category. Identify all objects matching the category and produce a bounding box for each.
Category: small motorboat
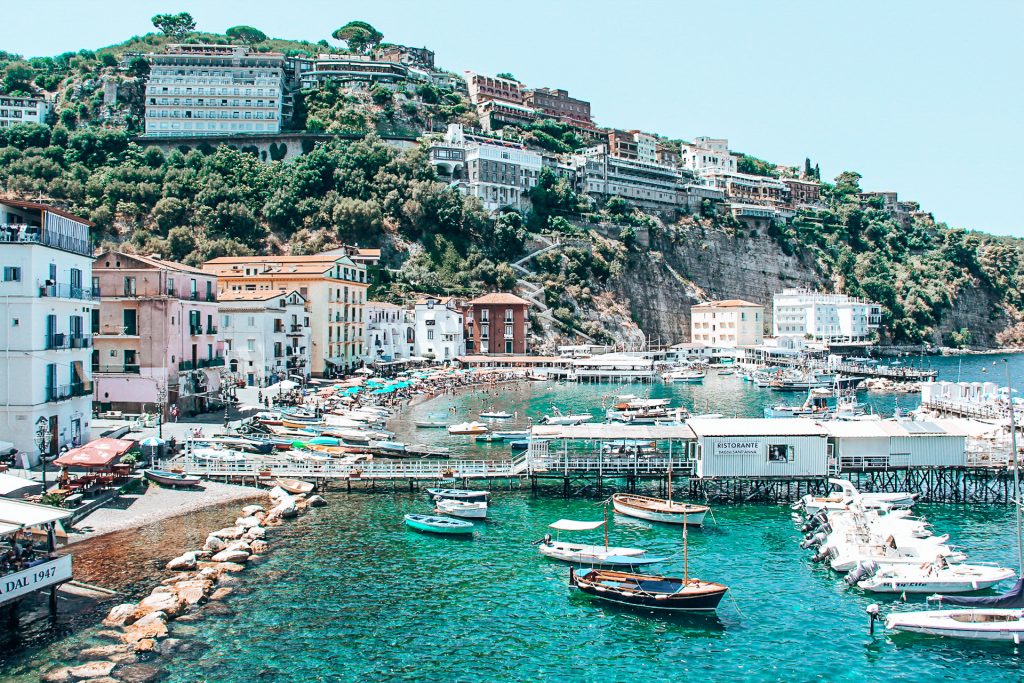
[475,433,505,444]
[435,498,488,519]
[612,493,709,526]
[884,578,1024,641]
[570,568,728,612]
[370,440,407,453]
[661,369,705,383]
[276,478,315,495]
[447,421,489,435]
[540,407,592,426]
[797,479,917,515]
[509,440,530,452]
[145,469,202,488]
[538,518,665,569]
[854,561,1016,594]
[427,488,490,503]
[493,430,530,439]
[414,420,449,429]
[480,410,513,420]
[404,513,475,535]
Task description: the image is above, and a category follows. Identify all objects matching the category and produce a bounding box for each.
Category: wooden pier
[766,357,937,382]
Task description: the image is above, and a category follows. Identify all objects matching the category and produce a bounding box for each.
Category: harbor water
[3,352,1024,681]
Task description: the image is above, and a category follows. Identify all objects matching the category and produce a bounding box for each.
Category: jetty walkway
[767,357,937,381]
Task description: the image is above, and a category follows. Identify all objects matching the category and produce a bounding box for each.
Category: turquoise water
[160,495,1022,682]
[4,352,1024,681]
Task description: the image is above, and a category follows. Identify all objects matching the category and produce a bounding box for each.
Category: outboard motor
[820,522,833,535]
[845,560,879,585]
[811,547,831,563]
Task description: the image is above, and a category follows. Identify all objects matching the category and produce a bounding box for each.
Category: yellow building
[203,253,367,376]
[690,299,764,348]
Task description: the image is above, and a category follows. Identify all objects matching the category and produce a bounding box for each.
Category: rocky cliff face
[934,279,1011,348]
[611,224,828,343]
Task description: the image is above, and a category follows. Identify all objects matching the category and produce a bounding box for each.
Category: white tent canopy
[0,498,72,527]
[0,472,43,497]
[548,519,605,531]
[0,521,21,536]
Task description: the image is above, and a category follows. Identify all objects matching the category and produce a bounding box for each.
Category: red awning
[53,438,135,468]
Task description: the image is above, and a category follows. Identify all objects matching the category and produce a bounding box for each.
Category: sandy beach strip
[70,480,264,541]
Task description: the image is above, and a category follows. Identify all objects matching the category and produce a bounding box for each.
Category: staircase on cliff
[513,234,595,343]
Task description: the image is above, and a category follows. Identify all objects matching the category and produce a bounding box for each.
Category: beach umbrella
[139,437,165,447]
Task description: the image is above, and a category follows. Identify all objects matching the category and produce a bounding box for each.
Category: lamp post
[34,416,50,493]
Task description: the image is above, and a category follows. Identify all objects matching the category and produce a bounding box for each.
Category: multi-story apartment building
[0,199,94,462]
[463,293,529,355]
[374,45,436,69]
[464,71,525,105]
[364,302,416,364]
[0,96,49,128]
[680,137,738,175]
[203,253,368,376]
[690,299,764,348]
[773,288,882,342]
[475,99,543,131]
[294,54,418,90]
[704,171,788,207]
[656,143,680,166]
[92,251,223,418]
[575,145,683,210]
[432,125,543,212]
[143,44,285,137]
[783,178,822,208]
[522,87,592,125]
[218,290,310,387]
[413,296,464,362]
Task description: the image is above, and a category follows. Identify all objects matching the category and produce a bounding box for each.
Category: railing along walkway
[164,454,529,480]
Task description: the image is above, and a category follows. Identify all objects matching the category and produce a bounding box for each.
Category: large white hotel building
[143,44,285,137]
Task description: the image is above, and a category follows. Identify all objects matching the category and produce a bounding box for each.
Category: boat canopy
[935,577,1024,608]
[549,519,605,531]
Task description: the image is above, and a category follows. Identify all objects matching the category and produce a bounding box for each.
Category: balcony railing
[0,224,93,257]
[39,283,99,300]
[189,324,203,335]
[44,334,93,350]
[45,383,92,402]
[290,324,303,333]
[179,357,225,371]
[207,293,217,302]
[93,364,141,374]
[206,325,218,335]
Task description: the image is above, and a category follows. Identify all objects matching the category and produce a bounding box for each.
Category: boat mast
[683,510,689,584]
[1005,359,1023,576]
[603,502,609,551]
[667,459,673,504]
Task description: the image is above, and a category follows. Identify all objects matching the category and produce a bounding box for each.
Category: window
[2,266,20,281]
[504,325,513,338]
[123,276,136,296]
[167,278,175,295]
[247,339,255,352]
[767,444,794,463]
[427,329,434,341]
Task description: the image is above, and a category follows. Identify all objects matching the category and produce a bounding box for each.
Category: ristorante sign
[0,555,72,606]
[713,440,762,457]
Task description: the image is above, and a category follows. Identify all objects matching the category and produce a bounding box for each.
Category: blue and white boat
[404,514,475,535]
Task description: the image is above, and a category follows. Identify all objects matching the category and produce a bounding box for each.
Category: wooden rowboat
[404,514,474,535]
[570,568,728,612]
[276,478,315,495]
[611,493,709,526]
[427,488,490,503]
[145,469,202,488]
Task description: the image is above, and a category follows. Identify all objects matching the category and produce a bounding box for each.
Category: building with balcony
[522,87,592,126]
[574,145,684,210]
[203,252,368,377]
[364,302,416,364]
[414,296,464,362]
[690,299,764,348]
[464,71,525,105]
[462,293,529,355]
[92,251,222,418]
[431,124,543,212]
[143,43,285,137]
[293,53,418,90]
[218,290,310,387]
[773,288,882,342]
[680,137,738,175]
[0,199,94,461]
[0,96,49,128]
[375,44,435,69]
[475,98,545,131]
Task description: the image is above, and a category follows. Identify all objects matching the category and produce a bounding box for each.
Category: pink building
[92,251,223,417]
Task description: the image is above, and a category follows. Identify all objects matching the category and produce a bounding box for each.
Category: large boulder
[203,535,226,552]
[243,526,266,540]
[164,552,196,572]
[210,549,249,564]
[212,526,245,540]
[121,612,168,644]
[234,515,262,529]
[67,661,117,680]
[268,486,289,503]
[134,590,185,620]
[173,578,213,606]
[267,498,298,520]
[250,539,269,555]
[241,504,265,516]
[307,494,327,507]
[225,539,251,553]
[102,603,138,627]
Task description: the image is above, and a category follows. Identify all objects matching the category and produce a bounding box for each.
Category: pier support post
[49,586,58,617]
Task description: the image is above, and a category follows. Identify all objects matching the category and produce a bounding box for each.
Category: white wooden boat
[276,478,315,495]
[427,488,490,503]
[404,514,474,535]
[145,469,202,487]
[857,562,1015,594]
[661,369,705,383]
[479,410,513,419]
[435,498,488,519]
[540,408,592,426]
[414,420,448,429]
[538,518,664,568]
[447,421,489,435]
[611,493,709,526]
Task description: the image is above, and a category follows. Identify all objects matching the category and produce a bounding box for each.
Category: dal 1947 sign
[0,555,72,606]
[714,440,762,457]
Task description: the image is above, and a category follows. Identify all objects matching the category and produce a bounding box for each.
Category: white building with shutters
[0,199,95,464]
[218,290,310,387]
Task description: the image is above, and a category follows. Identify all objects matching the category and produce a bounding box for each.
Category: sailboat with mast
[885,360,1024,642]
[537,504,667,569]
[612,464,710,526]
[570,510,729,612]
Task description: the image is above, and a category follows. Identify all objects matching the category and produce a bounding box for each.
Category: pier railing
[162,454,530,480]
[528,455,696,477]
[921,399,1011,420]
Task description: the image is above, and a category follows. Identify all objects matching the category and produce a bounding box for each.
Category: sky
[2,0,1021,237]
